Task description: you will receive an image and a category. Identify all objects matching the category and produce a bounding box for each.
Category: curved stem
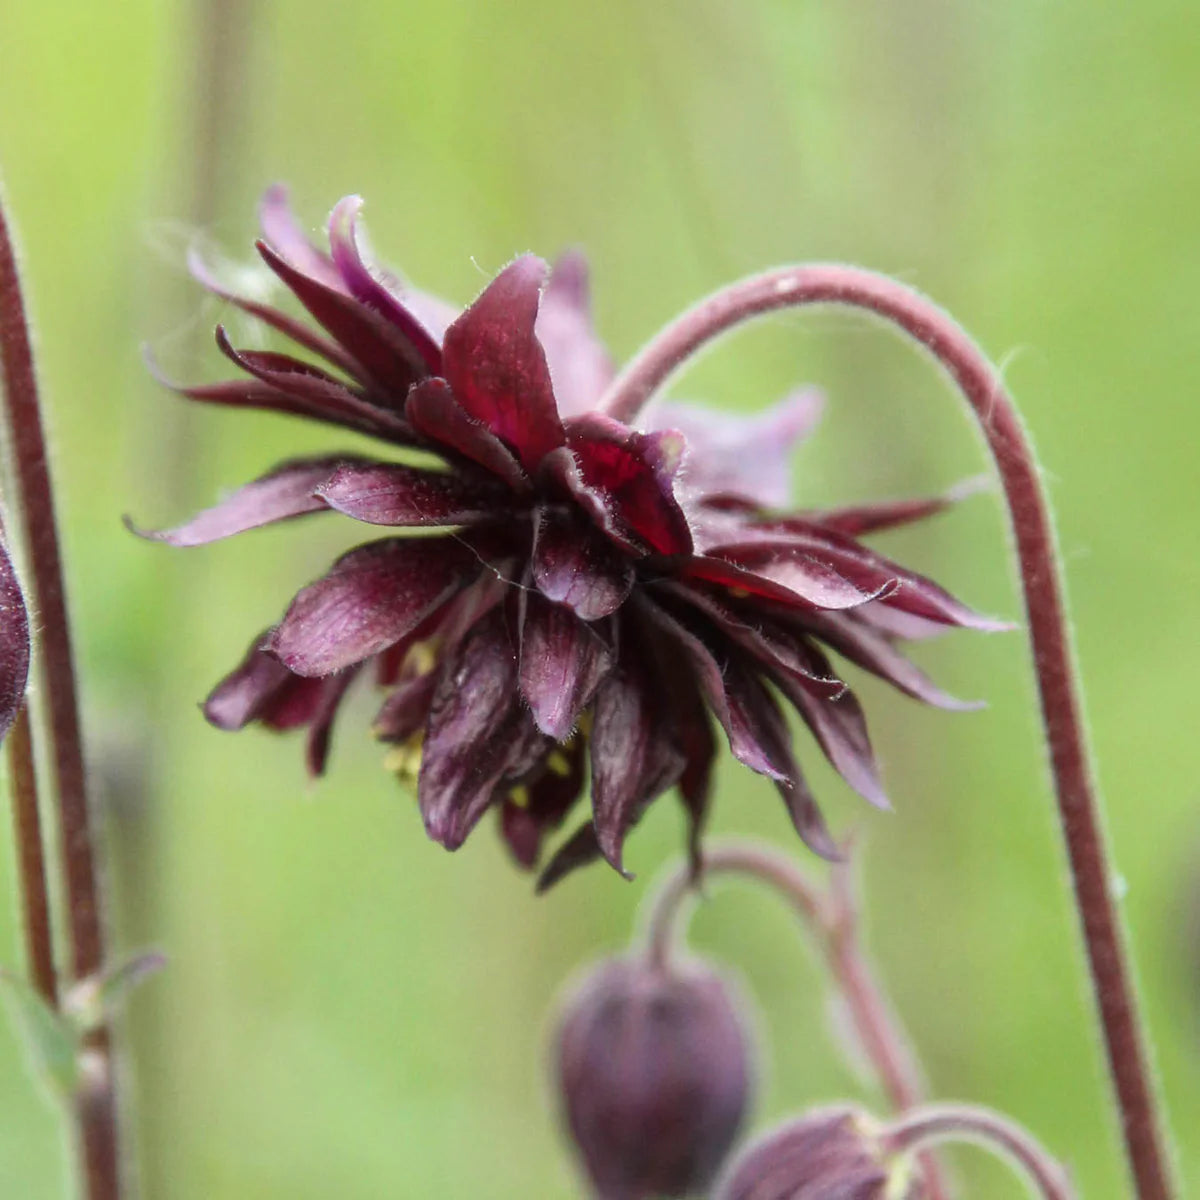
[885,1104,1075,1200]
[1,193,121,1197]
[644,840,951,1200]
[603,265,1174,1198]
[6,703,57,1004]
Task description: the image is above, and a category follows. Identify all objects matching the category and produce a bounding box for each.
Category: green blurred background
[1,0,1197,1195]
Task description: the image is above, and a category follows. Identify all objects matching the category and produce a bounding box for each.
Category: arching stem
[1,192,122,1198]
[885,1104,1075,1200]
[601,264,1173,1199]
[644,840,951,1200]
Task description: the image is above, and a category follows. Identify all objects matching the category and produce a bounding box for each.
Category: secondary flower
[137,188,1002,885]
[555,955,753,1198]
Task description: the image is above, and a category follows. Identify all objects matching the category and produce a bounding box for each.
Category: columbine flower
[136,188,1002,885]
[555,955,753,1199]
[715,1107,913,1199]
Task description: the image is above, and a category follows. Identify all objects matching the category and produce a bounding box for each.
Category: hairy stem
[644,840,951,1200]
[6,703,57,1004]
[603,264,1173,1198]
[0,193,121,1198]
[886,1104,1075,1199]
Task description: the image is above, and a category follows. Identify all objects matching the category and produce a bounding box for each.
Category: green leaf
[0,968,80,1104]
[63,950,167,1033]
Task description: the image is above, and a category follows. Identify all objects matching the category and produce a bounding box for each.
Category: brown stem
[644,841,951,1200]
[603,265,1174,1199]
[0,194,121,1197]
[6,703,57,1004]
[885,1104,1076,1200]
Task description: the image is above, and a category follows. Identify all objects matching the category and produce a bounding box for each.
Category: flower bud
[715,1106,915,1200]
[555,955,753,1198]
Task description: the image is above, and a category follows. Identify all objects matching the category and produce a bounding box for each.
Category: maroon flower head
[136,189,1004,885]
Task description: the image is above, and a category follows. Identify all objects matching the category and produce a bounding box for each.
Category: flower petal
[327,197,442,374]
[0,538,30,742]
[405,378,528,490]
[213,327,416,438]
[316,460,511,527]
[129,455,358,547]
[770,663,888,810]
[534,251,614,418]
[268,537,477,676]
[257,238,433,398]
[187,244,363,376]
[535,821,605,893]
[531,505,634,621]
[644,386,824,508]
[518,591,612,739]
[557,415,693,555]
[793,610,981,711]
[418,613,545,849]
[682,552,893,612]
[441,255,565,471]
[258,184,344,288]
[804,476,986,538]
[499,737,587,869]
[203,633,319,731]
[305,669,358,778]
[776,765,841,861]
[637,598,795,784]
[373,670,438,742]
[589,654,687,874]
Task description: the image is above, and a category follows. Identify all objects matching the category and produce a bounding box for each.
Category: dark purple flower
[555,955,753,1199]
[137,189,1003,883]
[716,1107,914,1200]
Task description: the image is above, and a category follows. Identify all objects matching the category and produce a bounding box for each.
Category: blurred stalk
[1,190,122,1199]
[600,264,1177,1199]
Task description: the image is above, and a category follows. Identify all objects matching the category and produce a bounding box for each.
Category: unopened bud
[716,1106,915,1199]
[555,955,753,1198]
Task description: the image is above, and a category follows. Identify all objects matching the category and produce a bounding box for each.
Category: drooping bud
[554,954,753,1199]
[715,1106,915,1200]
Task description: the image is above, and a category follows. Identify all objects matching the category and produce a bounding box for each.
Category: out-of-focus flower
[555,955,752,1198]
[0,534,30,741]
[715,1106,914,1200]
[136,188,1002,882]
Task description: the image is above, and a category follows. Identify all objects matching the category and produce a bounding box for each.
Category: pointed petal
[418,613,544,849]
[498,738,587,869]
[129,455,358,546]
[531,505,634,621]
[316,460,510,527]
[775,768,841,861]
[804,476,987,538]
[637,599,794,783]
[327,197,442,374]
[644,386,824,508]
[257,238,432,397]
[268,537,476,676]
[534,251,614,418]
[518,592,612,738]
[589,658,686,874]
[305,669,358,778]
[716,520,1009,631]
[771,664,888,809]
[557,415,693,555]
[535,821,605,893]
[213,327,416,438]
[795,610,982,711]
[258,184,344,288]
[405,378,528,489]
[187,243,362,376]
[441,255,565,470]
[203,634,305,730]
[0,539,30,742]
[683,551,894,612]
